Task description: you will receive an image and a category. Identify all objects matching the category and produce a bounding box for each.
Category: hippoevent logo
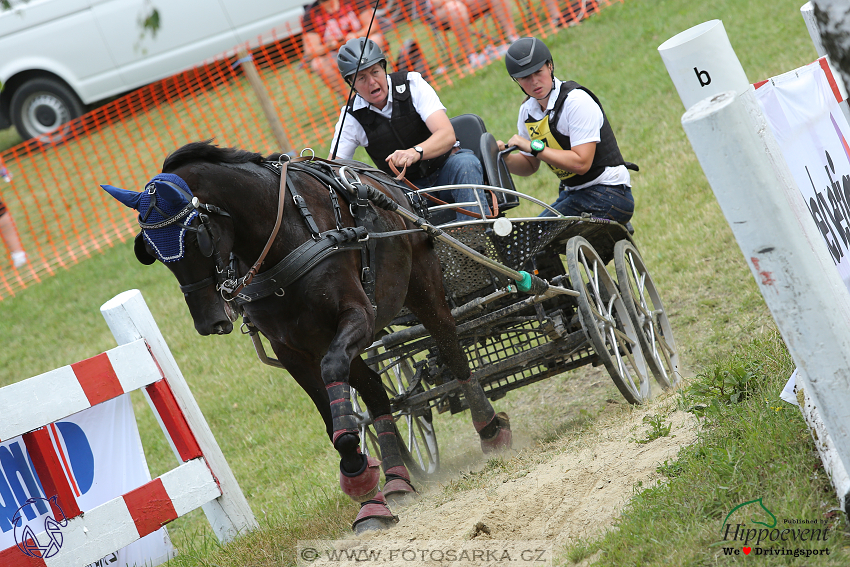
[719,498,831,558]
[0,422,94,536]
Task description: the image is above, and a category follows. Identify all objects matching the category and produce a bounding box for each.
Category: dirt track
[355,373,699,564]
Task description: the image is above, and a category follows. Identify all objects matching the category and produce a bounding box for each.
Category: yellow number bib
[525,114,573,181]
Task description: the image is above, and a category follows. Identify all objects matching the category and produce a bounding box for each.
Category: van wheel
[10,78,84,143]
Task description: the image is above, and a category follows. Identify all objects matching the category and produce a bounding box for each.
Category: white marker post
[658,20,750,110]
[101,289,258,542]
[681,89,850,516]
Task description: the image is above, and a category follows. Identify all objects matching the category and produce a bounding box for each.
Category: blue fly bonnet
[102,173,199,263]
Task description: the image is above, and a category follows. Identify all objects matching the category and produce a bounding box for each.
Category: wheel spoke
[610,325,637,348]
[608,325,638,394]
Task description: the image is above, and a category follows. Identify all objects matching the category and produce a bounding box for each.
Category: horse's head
[102,174,236,336]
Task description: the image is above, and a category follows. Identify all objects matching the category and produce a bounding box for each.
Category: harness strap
[234,226,367,304]
[221,156,290,299]
[179,275,216,295]
[290,185,322,238]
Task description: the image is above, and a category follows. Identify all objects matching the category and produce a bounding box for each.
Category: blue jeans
[412,149,490,221]
[538,183,634,224]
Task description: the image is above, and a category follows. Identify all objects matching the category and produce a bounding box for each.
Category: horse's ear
[134,233,157,265]
[154,180,191,208]
[101,184,143,210]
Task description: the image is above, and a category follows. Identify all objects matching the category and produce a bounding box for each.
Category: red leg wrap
[340,455,381,502]
[352,491,398,533]
[480,412,512,454]
[382,465,417,498]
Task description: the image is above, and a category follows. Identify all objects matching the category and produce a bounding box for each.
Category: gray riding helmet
[337,37,387,83]
[504,37,552,78]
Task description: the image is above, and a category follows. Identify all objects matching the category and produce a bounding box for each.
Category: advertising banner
[755,59,850,293]
[0,395,176,566]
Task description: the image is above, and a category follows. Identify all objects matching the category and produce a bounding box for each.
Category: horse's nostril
[213,321,233,335]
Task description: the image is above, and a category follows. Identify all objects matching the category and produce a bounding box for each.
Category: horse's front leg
[322,306,398,533]
[350,357,418,508]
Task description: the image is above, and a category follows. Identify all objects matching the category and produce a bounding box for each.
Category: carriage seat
[420,114,519,225]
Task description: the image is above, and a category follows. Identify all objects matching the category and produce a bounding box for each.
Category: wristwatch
[530,139,545,157]
[413,146,424,161]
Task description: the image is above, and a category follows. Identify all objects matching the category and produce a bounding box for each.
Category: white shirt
[516,78,630,190]
[330,72,446,160]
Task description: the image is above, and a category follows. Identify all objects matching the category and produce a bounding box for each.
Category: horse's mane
[162,140,275,173]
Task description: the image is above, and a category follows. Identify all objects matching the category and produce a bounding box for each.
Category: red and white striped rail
[0,289,256,566]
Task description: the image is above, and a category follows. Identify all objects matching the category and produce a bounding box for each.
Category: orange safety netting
[0,0,617,299]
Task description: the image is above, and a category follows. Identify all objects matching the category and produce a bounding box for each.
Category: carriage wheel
[354,343,440,477]
[614,240,680,390]
[566,236,651,404]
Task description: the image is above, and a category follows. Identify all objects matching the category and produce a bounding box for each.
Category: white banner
[755,59,850,293]
[0,395,176,566]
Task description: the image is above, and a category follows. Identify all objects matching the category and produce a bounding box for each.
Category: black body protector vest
[524,80,625,188]
[348,71,452,180]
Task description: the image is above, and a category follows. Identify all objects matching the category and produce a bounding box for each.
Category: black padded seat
[449,113,519,212]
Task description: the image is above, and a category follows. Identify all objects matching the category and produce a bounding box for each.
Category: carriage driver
[497,37,634,224]
[330,37,491,222]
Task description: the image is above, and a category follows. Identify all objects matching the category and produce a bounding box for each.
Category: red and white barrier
[0,289,256,566]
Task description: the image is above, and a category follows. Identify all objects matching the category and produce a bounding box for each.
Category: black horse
[103,141,511,532]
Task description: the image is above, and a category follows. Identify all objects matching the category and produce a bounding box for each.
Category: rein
[386,160,499,220]
[220,155,290,298]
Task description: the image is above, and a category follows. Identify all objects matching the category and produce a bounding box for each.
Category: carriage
[102,113,680,532]
[248,114,681,477]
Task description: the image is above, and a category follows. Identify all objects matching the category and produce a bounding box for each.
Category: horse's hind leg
[322,307,398,533]
[404,250,512,454]
[350,357,417,507]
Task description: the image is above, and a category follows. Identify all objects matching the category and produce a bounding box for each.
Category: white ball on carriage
[493,217,513,237]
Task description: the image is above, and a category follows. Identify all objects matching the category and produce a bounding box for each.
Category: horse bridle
[142,154,290,303]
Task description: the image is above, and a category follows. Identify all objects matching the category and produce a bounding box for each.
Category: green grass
[562,331,849,566]
[0,0,844,565]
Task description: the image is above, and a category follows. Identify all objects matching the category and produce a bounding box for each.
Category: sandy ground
[365,398,697,549]
[298,375,700,566]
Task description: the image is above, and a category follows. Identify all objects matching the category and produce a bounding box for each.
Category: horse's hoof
[352,492,398,534]
[340,455,381,502]
[385,490,418,509]
[384,479,419,508]
[480,412,512,454]
[382,465,418,508]
[353,516,397,534]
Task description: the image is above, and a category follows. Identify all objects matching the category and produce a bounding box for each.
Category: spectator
[543,0,593,29]
[430,0,519,70]
[0,197,27,268]
[497,37,633,224]
[302,0,387,100]
[330,37,490,222]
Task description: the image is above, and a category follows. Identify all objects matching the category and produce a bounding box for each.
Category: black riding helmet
[504,37,553,78]
[337,37,387,84]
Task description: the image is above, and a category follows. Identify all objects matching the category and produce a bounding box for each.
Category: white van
[0,0,304,141]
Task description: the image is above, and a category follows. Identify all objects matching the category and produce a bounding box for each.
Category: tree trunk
[812,0,850,89]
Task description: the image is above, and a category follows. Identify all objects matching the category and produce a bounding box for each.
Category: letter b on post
[694,67,711,87]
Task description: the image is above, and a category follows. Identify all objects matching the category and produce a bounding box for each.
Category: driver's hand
[508,135,532,154]
[497,140,506,151]
[386,148,419,169]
